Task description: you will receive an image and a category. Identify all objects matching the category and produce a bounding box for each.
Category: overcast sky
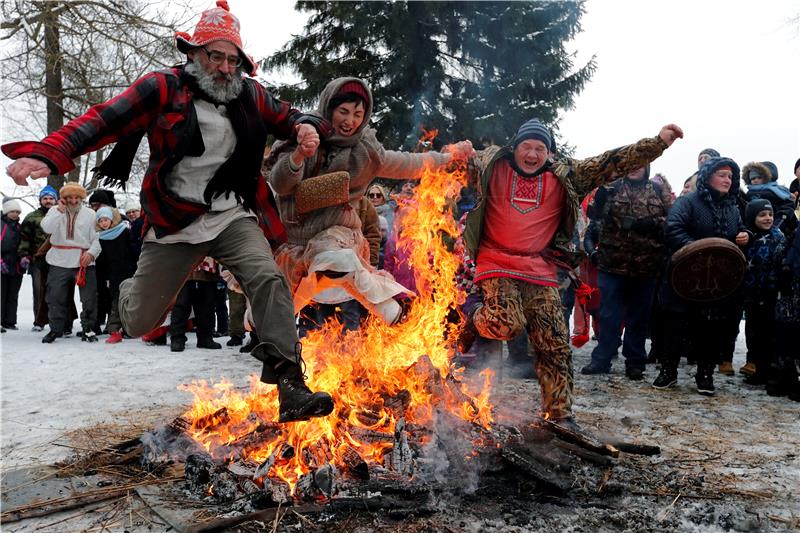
[2,0,798,204]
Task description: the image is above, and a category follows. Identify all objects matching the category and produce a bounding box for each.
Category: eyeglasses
[202,47,243,67]
[368,193,383,199]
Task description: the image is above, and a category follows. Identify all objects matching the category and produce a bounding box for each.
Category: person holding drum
[655,157,750,396]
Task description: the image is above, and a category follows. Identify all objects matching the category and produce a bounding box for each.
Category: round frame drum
[669,237,746,302]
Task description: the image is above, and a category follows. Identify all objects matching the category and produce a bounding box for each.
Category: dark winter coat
[742,227,786,302]
[590,176,672,277]
[739,186,796,243]
[1,214,23,276]
[775,229,800,324]
[17,206,49,258]
[129,216,145,263]
[96,210,136,286]
[662,157,746,320]
[465,136,669,267]
[665,157,747,252]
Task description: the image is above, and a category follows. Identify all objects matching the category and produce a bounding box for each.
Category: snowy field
[2,275,799,531]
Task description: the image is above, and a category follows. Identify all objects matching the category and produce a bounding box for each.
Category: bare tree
[0,0,191,199]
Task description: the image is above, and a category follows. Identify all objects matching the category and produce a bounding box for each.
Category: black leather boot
[276,361,334,423]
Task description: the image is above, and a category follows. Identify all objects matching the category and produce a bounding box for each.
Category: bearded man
[39,183,101,343]
[3,1,334,423]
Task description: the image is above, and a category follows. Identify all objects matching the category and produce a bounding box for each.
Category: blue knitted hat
[39,185,59,200]
[512,118,552,151]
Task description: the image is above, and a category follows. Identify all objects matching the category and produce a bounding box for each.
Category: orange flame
[179,140,494,491]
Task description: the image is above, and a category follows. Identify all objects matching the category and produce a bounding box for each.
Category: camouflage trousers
[473,277,574,420]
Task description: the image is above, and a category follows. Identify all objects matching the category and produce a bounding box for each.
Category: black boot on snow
[276,363,334,423]
[82,330,98,343]
[652,367,678,389]
[42,331,62,344]
[695,367,715,396]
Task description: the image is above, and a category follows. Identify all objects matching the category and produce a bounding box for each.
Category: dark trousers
[46,265,97,334]
[744,299,776,370]
[660,311,740,375]
[214,283,228,334]
[298,300,366,339]
[590,272,656,371]
[119,218,301,384]
[96,272,111,333]
[228,289,246,338]
[169,280,217,343]
[1,274,23,326]
[30,259,46,326]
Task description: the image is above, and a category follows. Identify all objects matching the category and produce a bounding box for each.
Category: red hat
[336,81,370,105]
[175,0,257,76]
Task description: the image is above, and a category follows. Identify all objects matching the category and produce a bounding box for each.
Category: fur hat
[2,198,22,214]
[512,118,552,151]
[89,189,116,207]
[175,0,256,76]
[39,185,59,201]
[745,198,773,230]
[59,182,87,199]
[742,162,773,185]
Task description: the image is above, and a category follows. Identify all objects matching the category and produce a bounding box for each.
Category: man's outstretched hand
[658,124,684,147]
[6,157,50,185]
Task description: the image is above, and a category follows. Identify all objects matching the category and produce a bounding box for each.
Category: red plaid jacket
[2,67,329,244]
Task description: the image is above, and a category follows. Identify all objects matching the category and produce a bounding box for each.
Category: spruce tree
[267,1,595,149]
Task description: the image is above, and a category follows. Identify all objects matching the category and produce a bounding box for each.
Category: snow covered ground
[2,275,799,531]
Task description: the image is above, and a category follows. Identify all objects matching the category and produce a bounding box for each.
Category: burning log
[384,418,414,475]
[540,419,620,458]
[214,422,282,460]
[340,445,369,480]
[408,355,445,398]
[346,426,394,445]
[444,373,479,414]
[192,407,230,432]
[302,440,334,470]
[382,389,412,417]
[354,408,385,427]
[184,453,238,503]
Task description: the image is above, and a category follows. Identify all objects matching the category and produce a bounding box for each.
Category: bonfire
[178,144,494,492]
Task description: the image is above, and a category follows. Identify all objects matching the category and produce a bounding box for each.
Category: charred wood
[340,445,369,480]
[551,439,616,466]
[611,441,661,456]
[499,448,568,495]
[540,419,620,458]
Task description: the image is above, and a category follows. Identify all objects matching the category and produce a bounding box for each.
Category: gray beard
[185,61,243,103]
[66,204,81,216]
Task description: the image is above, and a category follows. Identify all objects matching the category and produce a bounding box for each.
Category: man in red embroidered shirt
[3,1,333,424]
[462,118,683,428]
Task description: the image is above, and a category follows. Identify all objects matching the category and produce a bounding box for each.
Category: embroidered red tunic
[474,158,565,286]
